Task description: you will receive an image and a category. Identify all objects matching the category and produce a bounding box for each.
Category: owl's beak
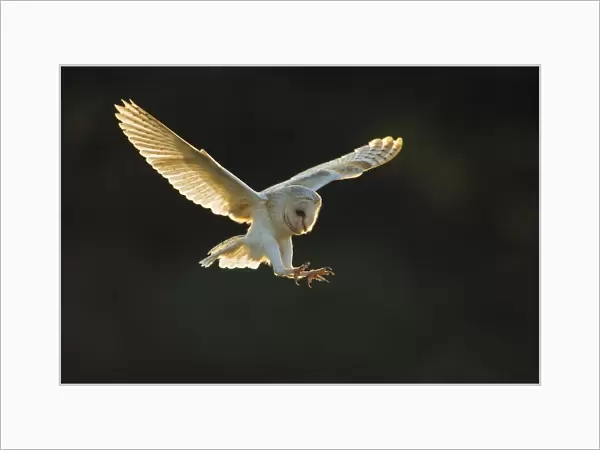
[302,218,307,232]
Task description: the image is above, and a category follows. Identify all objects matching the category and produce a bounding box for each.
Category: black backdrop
[61,66,539,383]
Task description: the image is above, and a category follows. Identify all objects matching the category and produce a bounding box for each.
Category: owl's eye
[295,209,305,217]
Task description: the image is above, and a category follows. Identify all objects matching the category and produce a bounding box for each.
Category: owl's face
[284,196,321,235]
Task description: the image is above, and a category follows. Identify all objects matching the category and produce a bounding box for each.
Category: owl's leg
[278,237,309,284]
[277,238,334,287]
[264,237,306,280]
[266,238,332,286]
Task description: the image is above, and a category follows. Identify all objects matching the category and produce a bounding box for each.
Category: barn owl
[115,100,403,287]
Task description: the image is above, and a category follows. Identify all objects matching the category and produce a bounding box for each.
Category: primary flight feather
[115,99,403,287]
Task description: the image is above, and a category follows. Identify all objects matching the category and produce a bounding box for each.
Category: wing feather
[264,136,403,192]
[115,100,263,224]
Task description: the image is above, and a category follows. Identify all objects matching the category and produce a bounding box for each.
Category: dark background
[61,66,539,383]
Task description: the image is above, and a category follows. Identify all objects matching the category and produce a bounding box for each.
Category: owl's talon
[305,267,334,288]
[292,262,311,284]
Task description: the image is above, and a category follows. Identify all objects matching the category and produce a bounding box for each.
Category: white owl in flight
[115,100,403,287]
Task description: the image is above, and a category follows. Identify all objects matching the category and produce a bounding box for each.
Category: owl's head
[282,186,322,235]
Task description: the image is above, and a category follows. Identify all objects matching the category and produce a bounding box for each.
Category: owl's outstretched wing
[115,100,263,224]
[263,136,403,193]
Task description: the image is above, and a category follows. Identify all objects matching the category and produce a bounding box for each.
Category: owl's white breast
[241,203,279,260]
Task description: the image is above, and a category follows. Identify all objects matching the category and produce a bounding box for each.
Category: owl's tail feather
[199,235,264,270]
